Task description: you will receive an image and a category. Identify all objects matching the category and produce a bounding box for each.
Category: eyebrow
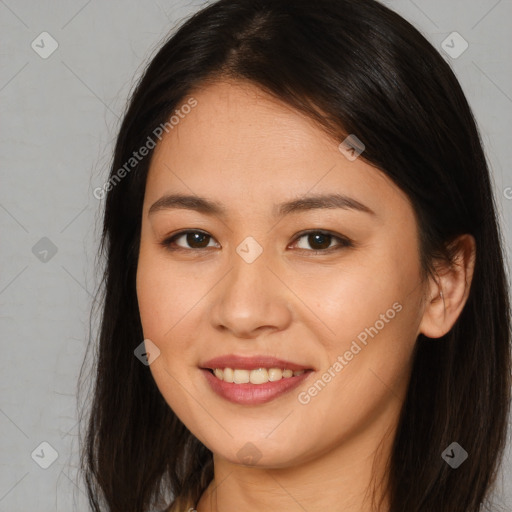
[148,193,375,217]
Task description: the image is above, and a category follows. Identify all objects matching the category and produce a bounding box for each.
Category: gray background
[1,0,511,510]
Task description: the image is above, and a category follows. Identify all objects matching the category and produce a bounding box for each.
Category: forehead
[144,80,411,223]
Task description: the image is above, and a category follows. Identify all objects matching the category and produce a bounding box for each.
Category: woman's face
[136,79,429,468]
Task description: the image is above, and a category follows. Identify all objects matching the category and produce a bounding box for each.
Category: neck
[196,415,397,512]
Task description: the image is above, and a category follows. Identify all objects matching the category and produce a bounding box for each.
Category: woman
[79,0,511,511]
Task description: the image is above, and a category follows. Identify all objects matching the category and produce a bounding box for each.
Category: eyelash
[159,229,353,255]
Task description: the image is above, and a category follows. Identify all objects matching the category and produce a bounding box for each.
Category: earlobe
[419,234,476,339]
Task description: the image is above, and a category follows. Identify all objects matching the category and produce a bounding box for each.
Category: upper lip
[200,354,313,372]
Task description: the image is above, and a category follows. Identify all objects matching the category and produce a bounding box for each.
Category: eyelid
[160,229,353,253]
[160,229,218,251]
[289,230,353,253]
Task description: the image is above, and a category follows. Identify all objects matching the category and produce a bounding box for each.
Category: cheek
[136,251,202,422]
[308,252,419,349]
[136,256,168,340]
[305,244,422,407]
[135,246,214,388]
[293,301,419,458]
[136,246,197,341]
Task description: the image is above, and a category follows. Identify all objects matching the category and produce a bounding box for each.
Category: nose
[209,247,293,339]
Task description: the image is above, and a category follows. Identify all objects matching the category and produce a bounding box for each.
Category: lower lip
[201,369,312,405]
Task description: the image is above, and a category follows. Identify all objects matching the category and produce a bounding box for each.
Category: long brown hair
[78,0,512,510]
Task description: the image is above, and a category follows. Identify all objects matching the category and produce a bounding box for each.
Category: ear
[419,234,476,339]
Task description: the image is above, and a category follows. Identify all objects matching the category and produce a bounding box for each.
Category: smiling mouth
[201,366,313,405]
[205,367,312,384]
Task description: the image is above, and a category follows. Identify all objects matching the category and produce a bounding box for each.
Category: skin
[136,79,476,512]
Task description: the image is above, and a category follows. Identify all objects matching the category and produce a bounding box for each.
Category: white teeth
[249,368,268,384]
[211,367,307,384]
[233,369,250,384]
[223,367,234,383]
[268,368,283,381]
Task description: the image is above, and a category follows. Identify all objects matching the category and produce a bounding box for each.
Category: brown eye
[300,232,333,250]
[292,230,353,253]
[160,229,353,254]
[161,230,219,251]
